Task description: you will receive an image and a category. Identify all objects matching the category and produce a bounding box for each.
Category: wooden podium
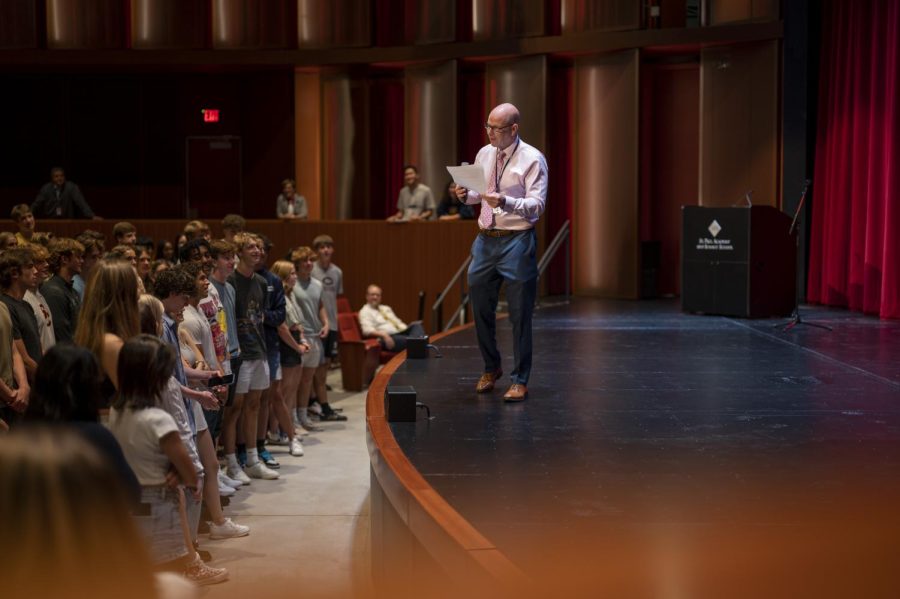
[681,206,796,318]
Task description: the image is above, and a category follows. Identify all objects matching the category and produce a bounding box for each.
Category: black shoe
[325,384,333,391]
[319,410,347,422]
[313,400,342,413]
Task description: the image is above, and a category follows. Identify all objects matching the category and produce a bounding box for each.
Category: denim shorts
[267,349,282,382]
[135,486,190,565]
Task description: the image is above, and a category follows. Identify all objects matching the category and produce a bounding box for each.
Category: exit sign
[202,109,220,123]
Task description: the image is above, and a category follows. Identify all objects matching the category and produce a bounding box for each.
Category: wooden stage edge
[365,320,528,596]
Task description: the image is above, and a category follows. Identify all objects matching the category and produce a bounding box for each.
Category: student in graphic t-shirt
[224,233,278,482]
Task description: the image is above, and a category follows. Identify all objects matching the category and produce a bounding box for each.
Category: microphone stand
[777,180,831,332]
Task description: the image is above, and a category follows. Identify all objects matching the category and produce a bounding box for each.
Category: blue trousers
[379,322,426,352]
[467,229,538,385]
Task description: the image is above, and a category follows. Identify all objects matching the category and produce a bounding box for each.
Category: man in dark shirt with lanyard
[456,103,549,402]
[32,167,99,219]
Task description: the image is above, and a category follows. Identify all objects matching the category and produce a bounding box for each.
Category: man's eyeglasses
[484,123,513,133]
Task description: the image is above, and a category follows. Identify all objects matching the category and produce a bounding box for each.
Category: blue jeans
[467,229,538,385]
[136,486,190,565]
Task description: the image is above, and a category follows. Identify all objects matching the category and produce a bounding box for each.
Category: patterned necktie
[479,149,505,229]
[378,305,403,333]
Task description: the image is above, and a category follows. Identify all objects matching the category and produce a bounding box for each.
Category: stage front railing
[537,219,571,303]
[431,254,473,333]
[433,219,572,331]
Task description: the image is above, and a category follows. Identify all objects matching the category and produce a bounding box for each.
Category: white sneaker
[290,437,304,457]
[244,461,279,480]
[308,401,323,416]
[208,517,250,540]
[217,479,236,497]
[299,413,324,432]
[266,431,290,445]
[226,464,252,485]
[183,554,228,586]
[218,469,243,489]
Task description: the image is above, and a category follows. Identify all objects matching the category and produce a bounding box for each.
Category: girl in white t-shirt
[141,285,249,542]
[109,334,227,586]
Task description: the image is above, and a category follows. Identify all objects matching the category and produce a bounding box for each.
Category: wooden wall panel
[485,56,547,153]
[46,0,124,49]
[39,220,478,332]
[472,0,545,40]
[560,0,641,34]
[0,0,38,48]
[295,70,322,220]
[573,50,640,298]
[708,0,779,25]
[405,61,458,201]
[211,0,295,49]
[640,62,700,297]
[699,41,780,208]
[408,0,456,44]
[297,0,370,49]
[321,73,356,220]
[130,0,207,49]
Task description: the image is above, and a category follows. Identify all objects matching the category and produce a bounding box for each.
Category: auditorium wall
[0,0,791,301]
[640,60,700,298]
[0,71,294,220]
[699,40,780,208]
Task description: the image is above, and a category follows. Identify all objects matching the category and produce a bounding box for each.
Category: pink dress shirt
[465,136,549,230]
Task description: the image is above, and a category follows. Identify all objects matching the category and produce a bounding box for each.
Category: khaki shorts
[301,336,323,368]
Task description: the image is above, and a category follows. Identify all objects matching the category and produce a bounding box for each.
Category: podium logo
[708,220,722,238]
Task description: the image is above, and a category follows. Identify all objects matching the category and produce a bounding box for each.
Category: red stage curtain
[458,65,486,164]
[545,62,573,295]
[369,75,405,219]
[808,0,900,318]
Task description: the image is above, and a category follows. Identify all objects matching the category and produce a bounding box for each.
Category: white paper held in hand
[446,163,487,195]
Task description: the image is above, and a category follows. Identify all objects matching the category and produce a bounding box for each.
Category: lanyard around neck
[495,138,520,190]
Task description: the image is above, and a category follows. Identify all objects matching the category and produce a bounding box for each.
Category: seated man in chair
[358,284,425,352]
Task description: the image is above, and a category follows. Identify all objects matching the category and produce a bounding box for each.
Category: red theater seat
[336,296,352,315]
[337,312,397,391]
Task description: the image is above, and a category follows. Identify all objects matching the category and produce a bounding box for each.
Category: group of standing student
[0,216,345,595]
[217,232,347,484]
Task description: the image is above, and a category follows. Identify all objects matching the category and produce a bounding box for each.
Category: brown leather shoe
[502,384,527,402]
[475,369,502,393]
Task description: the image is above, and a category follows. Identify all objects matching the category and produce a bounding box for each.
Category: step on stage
[369,299,900,598]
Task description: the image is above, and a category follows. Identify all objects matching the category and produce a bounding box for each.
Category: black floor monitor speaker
[406,336,429,359]
[386,386,417,422]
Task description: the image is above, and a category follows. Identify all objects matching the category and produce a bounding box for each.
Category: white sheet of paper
[446,164,486,195]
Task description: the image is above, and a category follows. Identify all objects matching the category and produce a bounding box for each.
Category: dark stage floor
[385,299,900,597]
